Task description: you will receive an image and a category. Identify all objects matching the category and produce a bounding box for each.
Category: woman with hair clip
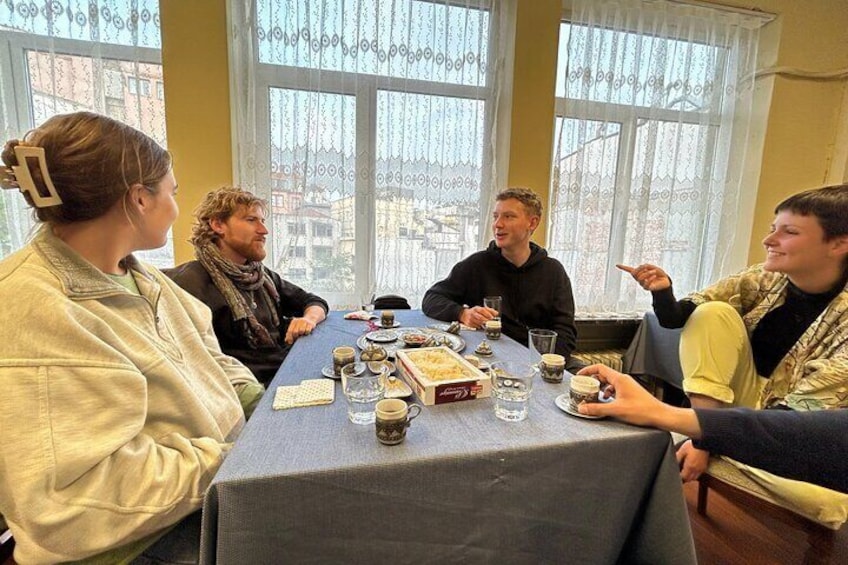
[618,183,848,529]
[0,112,264,564]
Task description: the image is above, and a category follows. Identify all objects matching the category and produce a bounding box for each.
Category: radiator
[571,349,626,372]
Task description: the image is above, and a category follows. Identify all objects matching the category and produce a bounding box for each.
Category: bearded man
[168,187,328,385]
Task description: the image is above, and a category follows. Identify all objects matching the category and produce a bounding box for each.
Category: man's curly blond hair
[496,187,542,217]
[190,186,268,247]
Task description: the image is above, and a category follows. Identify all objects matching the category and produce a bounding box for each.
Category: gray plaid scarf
[197,242,280,348]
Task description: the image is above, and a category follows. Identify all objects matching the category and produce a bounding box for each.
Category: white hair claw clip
[1,146,63,207]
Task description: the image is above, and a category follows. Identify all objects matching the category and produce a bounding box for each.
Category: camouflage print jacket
[687,264,848,411]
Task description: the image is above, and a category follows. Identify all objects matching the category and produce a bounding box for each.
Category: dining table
[199,310,696,564]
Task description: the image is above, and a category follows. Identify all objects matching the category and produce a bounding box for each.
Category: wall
[160,0,233,264]
[732,0,848,263]
[159,0,848,266]
[503,0,848,263]
[508,0,561,246]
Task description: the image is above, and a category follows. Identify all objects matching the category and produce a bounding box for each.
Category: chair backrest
[373,294,411,310]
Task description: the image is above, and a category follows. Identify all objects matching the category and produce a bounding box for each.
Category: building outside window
[0,0,172,266]
[230,0,512,307]
[547,3,764,314]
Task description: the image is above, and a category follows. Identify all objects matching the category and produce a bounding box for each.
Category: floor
[682,481,848,564]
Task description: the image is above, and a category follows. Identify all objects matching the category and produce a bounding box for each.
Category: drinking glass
[491,361,536,422]
[528,329,557,368]
[341,362,386,424]
[483,296,502,320]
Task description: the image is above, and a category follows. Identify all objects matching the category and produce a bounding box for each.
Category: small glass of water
[483,295,502,320]
[341,362,386,424]
[491,361,536,422]
[360,293,375,316]
[528,329,557,368]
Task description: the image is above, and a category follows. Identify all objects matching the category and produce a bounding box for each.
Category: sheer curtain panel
[228,0,515,309]
[0,0,171,265]
[549,0,770,315]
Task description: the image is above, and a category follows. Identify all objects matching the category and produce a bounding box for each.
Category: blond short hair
[496,187,542,217]
[190,186,268,247]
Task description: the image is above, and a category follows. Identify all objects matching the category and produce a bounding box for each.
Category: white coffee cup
[569,375,600,410]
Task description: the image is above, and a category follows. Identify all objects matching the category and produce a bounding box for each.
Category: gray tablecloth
[200,311,695,564]
[623,312,684,390]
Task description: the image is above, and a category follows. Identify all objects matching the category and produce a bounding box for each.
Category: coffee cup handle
[406,404,422,424]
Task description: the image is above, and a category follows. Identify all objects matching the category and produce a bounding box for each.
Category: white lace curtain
[0,0,169,264]
[227,0,514,309]
[549,0,769,315]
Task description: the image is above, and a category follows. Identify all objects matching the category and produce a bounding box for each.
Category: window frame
[0,31,169,263]
[1,33,161,134]
[550,19,724,308]
[249,2,498,306]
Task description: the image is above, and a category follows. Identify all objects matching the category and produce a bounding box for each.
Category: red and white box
[395,346,491,405]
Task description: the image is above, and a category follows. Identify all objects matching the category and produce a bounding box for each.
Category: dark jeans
[130,511,201,565]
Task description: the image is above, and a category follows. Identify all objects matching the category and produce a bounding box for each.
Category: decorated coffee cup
[375,398,421,445]
[381,310,395,327]
[540,353,566,383]
[332,346,357,376]
[568,375,600,410]
[484,319,502,340]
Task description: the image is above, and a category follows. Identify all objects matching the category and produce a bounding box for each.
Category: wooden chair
[373,294,410,309]
[697,457,838,564]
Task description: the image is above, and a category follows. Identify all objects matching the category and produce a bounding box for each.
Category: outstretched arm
[578,363,709,480]
[617,264,695,328]
[576,364,702,436]
[576,365,848,492]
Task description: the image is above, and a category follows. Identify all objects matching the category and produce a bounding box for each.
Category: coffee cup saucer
[321,365,341,380]
[554,393,605,419]
[321,363,366,380]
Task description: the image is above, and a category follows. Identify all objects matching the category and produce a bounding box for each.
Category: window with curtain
[229,0,513,309]
[549,0,769,315]
[0,0,170,265]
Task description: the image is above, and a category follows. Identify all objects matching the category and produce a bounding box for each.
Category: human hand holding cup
[459,306,497,329]
[375,398,422,445]
[575,364,670,423]
[568,375,601,411]
[483,296,502,319]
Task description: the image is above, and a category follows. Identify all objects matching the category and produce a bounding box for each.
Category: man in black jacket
[422,187,579,368]
[167,187,328,385]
